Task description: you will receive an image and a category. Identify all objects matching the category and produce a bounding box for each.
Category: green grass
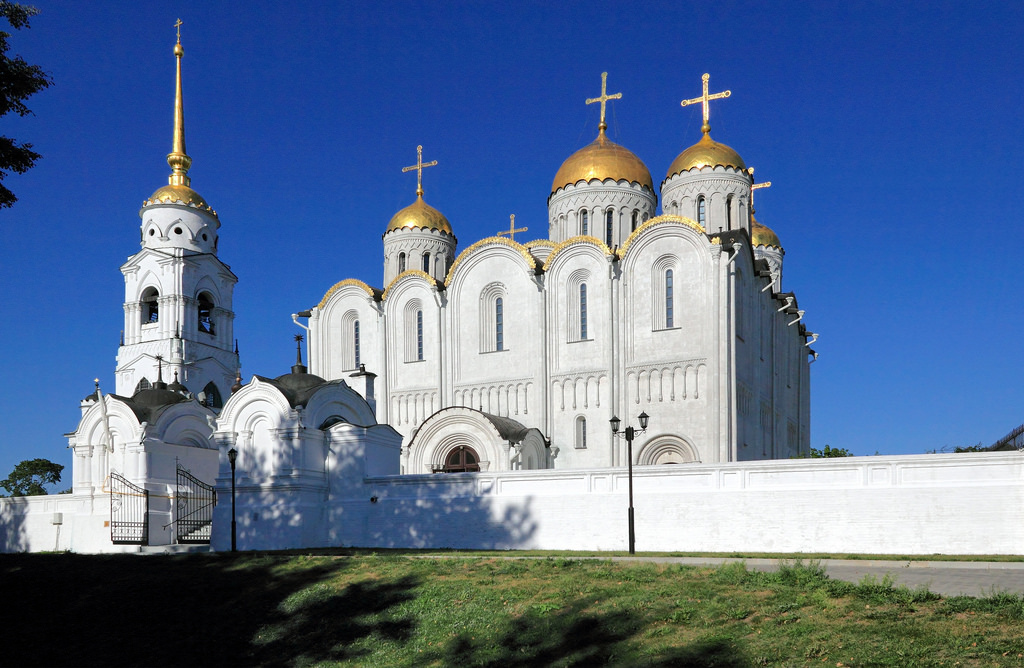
[3,553,1024,666]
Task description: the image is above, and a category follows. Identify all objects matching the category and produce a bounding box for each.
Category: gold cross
[174,18,182,44]
[586,72,622,132]
[402,145,438,197]
[748,167,771,213]
[497,214,528,241]
[680,73,731,135]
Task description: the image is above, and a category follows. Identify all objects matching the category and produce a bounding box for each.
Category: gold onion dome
[385,195,453,235]
[551,129,653,194]
[751,219,782,249]
[666,133,746,178]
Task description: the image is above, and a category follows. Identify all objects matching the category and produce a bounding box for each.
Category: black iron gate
[175,465,217,544]
[110,471,149,545]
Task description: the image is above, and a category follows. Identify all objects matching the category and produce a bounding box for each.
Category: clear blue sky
[3,0,1022,486]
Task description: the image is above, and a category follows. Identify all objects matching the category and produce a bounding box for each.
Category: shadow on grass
[0,552,417,667]
[424,599,747,667]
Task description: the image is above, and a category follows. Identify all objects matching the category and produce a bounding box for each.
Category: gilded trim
[541,235,613,271]
[382,269,441,301]
[617,215,706,258]
[317,278,380,309]
[444,236,538,286]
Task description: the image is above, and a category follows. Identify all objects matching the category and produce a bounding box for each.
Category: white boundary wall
[4,452,1023,555]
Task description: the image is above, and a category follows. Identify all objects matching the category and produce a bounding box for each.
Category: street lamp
[227,447,238,552]
[610,411,650,554]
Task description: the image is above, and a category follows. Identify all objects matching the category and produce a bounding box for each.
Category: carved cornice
[541,235,613,271]
[617,215,706,258]
[444,236,538,287]
[318,278,381,308]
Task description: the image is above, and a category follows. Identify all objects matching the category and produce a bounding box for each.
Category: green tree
[0,458,63,496]
[0,2,52,208]
[809,444,852,458]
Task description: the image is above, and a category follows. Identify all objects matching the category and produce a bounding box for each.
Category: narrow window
[202,382,222,409]
[398,252,406,272]
[665,269,674,328]
[726,195,733,229]
[580,210,589,236]
[605,210,613,246]
[416,310,424,361]
[697,196,706,227]
[576,416,587,449]
[422,252,430,273]
[495,297,504,351]
[579,283,588,340]
[141,287,159,324]
[353,320,361,367]
[197,292,215,335]
[631,210,639,232]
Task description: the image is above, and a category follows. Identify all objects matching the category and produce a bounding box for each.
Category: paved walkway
[611,556,1024,598]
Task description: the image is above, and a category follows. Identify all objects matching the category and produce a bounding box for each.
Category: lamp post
[610,411,649,555]
[227,447,238,552]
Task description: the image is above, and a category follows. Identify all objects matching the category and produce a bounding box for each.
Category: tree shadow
[0,552,418,667]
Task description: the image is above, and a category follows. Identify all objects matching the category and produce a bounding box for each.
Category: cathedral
[303,72,813,474]
[55,31,812,551]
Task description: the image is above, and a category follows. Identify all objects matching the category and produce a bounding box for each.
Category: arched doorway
[438,445,481,473]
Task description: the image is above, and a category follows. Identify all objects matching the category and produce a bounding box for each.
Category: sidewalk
[611,556,1024,597]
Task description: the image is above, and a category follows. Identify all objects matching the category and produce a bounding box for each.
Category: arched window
[441,445,480,473]
[697,196,706,227]
[353,320,361,367]
[141,287,159,324]
[579,283,588,340]
[605,210,613,246]
[134,377,151,394]
[416,310,424,361]
[495,297,504,352]
[665,269,674,328]
[631,210,639,232]
[575,416,587,449]
[580,210,589,236]
[197,292,215,334]
[201,382,222,409]
[726,194,733,229]
[398,252,406,272]
[422,252,430,273]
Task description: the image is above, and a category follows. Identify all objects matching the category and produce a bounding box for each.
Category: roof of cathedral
[551,128,653,194]
[110,387,192,423]
[751,218,783,249]
[253,368,333,408]
[384,195,453,235]
[666,132,746,178]
[144,184,217,217]
[480,411,531,444]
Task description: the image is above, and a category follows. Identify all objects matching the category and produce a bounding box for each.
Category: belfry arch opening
[141,287,159,324]
[197,292,215,335]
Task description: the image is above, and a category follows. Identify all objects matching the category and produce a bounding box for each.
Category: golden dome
[385,195,453,235]
[145,184,217,217]
[751,219,782,249]
[551,129,653,194]
[666,133,746,178]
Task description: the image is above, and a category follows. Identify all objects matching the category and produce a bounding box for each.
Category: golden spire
[748,167,772,214]
[680,73,731,135]
[402,145,438,198]
[166,18,192,187]
[496,214,528,241]
[586,72,622,134]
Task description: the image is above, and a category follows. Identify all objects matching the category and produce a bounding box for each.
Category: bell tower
[115,23,239,408]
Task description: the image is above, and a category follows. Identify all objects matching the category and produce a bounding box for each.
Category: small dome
[666,133,746,178]
[751,219,783,249]
[552,130,653,194]
[145,184,217,217]
[385,195,453,235]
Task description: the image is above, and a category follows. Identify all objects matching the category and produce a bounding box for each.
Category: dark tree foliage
[0,458,63,496]
[809,444,852,458]
[0,2,52,208]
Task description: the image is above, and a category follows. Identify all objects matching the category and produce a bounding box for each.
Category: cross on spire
[586,72,622,132]
[174,18,182,44]
[402,145,438,197]
[496,214,528,241]
[680,73,731,135]
[748,167,772,213]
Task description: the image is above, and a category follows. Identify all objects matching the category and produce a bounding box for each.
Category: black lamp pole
[227,447,237,552]
[610,412,649,555]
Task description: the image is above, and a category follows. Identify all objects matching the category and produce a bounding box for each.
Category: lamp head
[227,447,237,465]
[638,411,650,430]
[609,415,621,434]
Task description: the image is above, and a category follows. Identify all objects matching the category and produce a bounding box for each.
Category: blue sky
[2,0,1022,486]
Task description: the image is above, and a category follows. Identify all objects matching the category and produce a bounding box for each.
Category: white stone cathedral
[302,72,813,474]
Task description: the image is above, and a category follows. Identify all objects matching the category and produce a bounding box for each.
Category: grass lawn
[3,552,1023,666]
